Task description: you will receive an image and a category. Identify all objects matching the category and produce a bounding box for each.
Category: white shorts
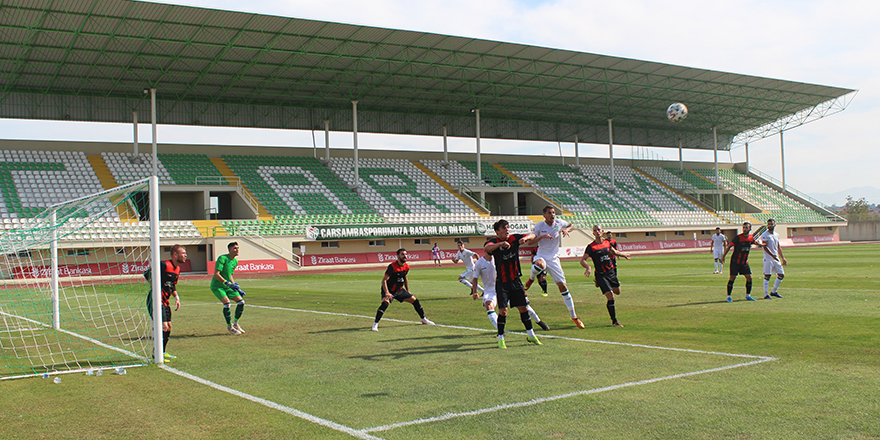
[482,288,497,306]
[763,257,784,276]
[713,248,724,259]
[535,254,566,284]
[460,269,475,280]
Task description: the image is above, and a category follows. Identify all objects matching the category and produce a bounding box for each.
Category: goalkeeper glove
[229,282,245,296]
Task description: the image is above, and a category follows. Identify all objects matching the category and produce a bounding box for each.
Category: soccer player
[526,205,585,329]
[145,244,187,361]
[211,242,247,335]
[371,249,435,331]
[722,222,759,302]
[524,248,549,296]
[759,218,787,299]
[431,243,442,266]
[472,252,550,331]
[605,230,619,269]
[709,227,728,274]
[452,240,483,294]
[484,219,542,349]
[581,225,631,327]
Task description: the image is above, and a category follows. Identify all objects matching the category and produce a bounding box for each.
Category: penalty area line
[363,356,776,434]
[159,364,386,440]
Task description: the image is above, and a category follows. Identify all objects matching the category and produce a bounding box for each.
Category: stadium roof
[0,0,857,151]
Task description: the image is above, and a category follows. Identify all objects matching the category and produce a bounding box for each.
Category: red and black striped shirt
[730,233,755,265]
[585,240,616,274]
[487,234,523,283]
[384,261,409,293]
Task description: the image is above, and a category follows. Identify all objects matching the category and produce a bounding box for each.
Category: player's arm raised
[610,246,631,260]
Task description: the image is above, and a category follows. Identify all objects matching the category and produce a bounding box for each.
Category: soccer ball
[667,102,688,122]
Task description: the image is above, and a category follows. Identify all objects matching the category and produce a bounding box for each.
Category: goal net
[0,179,155,379]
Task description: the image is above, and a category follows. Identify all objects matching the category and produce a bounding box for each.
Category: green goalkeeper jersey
[211,254,238,288]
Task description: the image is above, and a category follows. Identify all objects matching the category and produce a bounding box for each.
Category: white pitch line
[159,364,386,440]
[363,357,775,433]
[183,303,777,434]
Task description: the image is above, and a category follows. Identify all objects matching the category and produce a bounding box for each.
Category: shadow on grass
[350,339,494,361]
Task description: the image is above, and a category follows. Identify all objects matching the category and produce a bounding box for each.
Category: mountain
[810,186,880,207]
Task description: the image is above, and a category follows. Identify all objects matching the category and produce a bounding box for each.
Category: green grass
[2,244,879,439]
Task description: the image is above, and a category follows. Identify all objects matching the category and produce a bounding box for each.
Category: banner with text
[206,259,288,274]
[304,221,533,241]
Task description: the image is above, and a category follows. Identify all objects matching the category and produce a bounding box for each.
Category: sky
[2,0,877,204]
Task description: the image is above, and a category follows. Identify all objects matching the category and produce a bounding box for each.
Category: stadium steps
[191,219,228,237]
[210,157,273,220]
[87,155,138,221]
[495,163,573,215]
[632,167,719,216]
[412,161,488,216]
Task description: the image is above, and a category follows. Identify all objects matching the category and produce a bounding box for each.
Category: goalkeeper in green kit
[211,242,246,335]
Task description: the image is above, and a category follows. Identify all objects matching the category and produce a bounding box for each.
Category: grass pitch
[2,243,879,439]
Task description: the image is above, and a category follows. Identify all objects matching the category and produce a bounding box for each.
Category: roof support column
[574,134,579,167]
[678,140,683,172]
[324,119,330,161]
[608,119,615,194]
[780,131,786,193]
[745,142,750,171]
[442,125,448,163]
[474,109,481,182]
[713,126,720,211]
[148,87,162,365]
[352,100,359,189]
[133,111,139,157]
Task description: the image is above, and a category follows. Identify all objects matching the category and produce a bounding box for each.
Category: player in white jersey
[758,218,786,299]
[709,227,728,274]
[452,241,483,294]
[472,252,549,331]
[526,205,585,329]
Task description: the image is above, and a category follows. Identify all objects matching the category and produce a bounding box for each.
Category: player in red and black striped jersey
[145,244,186,361]
[721,222,758,302]
[371,249,435,331]
[581,225,631,327]
[484,219,543,348]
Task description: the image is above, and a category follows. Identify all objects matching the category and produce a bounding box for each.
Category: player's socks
[497,314,506,337]
[538,279,548,295]
[526,305,541,325]
[727,280,735,296]
[162,330,170,351]
[487,310,498,329]
[763,277,771,296]
[412,299,426,319]
[606,300,618,325]
[374,301,389,323]
[530,264,541,280]
[746,281,753,296]
[773,277,784,295]
[526,328,536,338]
[561,291,577,319]
[520,311,533,331]
[234,299,245,321]
[459,278,474,290]
[223,304,232,326]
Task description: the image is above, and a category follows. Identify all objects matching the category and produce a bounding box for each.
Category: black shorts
[730,262,751,276]
[146,292,172,323]
[497,278,529,308]
[382,289,414,303]
[595,270,620,293]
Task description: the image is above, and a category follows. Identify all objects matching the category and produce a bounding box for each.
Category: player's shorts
[146,292,172,323]
[482,288,497,306]
[381,289,414,303]
[594,270,620,293]
[713,248,724,259]
[496,278,529,308]
[536,254,566,284]
[763,258,785,276]
[729,262,751,276]
[211,284,240,301]
[459,269,476,280]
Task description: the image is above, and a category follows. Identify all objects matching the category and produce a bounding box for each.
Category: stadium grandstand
[0,0,855,275]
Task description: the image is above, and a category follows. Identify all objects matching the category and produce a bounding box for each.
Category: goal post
[0,178,163,379]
